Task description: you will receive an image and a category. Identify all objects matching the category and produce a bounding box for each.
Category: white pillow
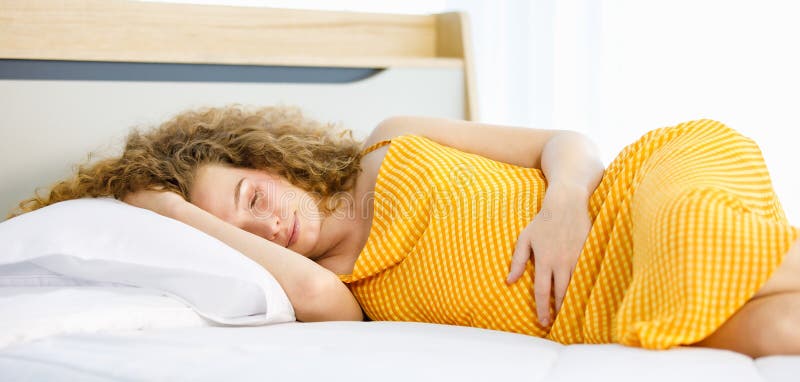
[0,198,294,325]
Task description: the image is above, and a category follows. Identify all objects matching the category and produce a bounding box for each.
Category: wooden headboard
[0,0,477,217]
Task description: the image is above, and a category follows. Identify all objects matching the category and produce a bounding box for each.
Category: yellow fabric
[338,119,799,349]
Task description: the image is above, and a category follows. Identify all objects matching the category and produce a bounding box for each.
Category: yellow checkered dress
[337,120,799,349]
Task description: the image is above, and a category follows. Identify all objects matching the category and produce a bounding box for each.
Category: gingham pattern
[339,120,799,349]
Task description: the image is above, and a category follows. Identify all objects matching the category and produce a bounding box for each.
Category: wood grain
[0,0,446,67]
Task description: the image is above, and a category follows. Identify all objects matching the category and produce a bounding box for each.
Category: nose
[246,214,281,243]
[265,218,281,242]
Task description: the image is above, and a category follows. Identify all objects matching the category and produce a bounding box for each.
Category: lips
[287,211,299,247]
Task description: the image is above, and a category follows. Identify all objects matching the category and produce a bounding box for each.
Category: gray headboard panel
[0,66,464,215]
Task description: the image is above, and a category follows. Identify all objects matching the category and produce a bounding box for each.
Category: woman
[11,105,800,357]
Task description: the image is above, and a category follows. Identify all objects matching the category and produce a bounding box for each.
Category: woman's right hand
[122,189,187,218]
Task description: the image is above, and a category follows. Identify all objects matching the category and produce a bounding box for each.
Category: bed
[0,1,798,381]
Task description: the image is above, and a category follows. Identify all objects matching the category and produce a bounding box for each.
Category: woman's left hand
[506,187,592,327]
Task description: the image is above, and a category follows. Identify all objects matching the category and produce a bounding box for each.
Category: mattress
[0,287,797,382]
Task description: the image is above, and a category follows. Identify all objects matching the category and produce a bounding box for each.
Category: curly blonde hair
[8,105,365,219]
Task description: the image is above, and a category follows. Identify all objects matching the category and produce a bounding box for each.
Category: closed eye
[249,190,267,217]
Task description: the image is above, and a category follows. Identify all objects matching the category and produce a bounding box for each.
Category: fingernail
[539,318,549,326]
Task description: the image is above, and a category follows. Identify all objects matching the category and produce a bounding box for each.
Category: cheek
[296,198,324,234]
[296,195,324,222]
[299,212,322,245]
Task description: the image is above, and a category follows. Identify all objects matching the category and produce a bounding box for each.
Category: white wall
[596,0,800,221]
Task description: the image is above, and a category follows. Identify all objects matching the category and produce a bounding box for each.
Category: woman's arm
[540,131,605,201]
[364,116,560,168]
[368,115,604,200]
[124,190,363,322]
[367,115,604,206]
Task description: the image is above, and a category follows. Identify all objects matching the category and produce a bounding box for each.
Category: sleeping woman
[10,105,800,357]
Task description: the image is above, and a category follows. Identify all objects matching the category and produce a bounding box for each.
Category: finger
[534,267,553,326]
[553,269,572,315]
[506,238,531,284]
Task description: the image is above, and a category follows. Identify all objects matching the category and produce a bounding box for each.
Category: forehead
[190,164,257,217]
[193,163,248,192]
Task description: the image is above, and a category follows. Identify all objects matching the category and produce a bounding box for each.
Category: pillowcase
[0,198,294,325]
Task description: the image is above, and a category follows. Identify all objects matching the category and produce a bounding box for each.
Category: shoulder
[361,116,417,151]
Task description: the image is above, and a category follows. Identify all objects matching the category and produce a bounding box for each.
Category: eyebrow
[233,177,245,210]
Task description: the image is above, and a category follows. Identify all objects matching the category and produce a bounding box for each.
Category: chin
[298,232,320,257]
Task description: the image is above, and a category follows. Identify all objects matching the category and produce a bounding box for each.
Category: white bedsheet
[0,287,210,348]
[0,321,798,382]
[0,287,798,382]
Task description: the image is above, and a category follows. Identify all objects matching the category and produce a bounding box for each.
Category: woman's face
[190,163,324,256]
